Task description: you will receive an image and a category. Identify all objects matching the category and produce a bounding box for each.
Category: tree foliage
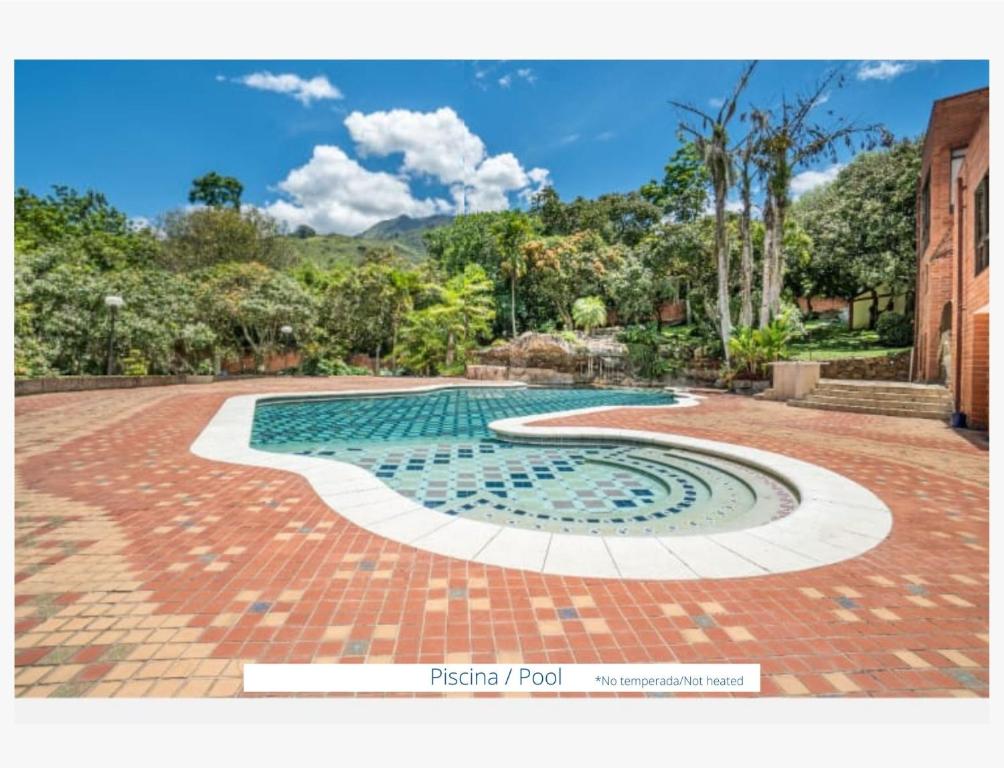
[641,142,710,223]
[196,261,316,370]
[571,296,608,336]
[188,171,243,210]
[790,137,922,305]
[398,264,495,375]
[158,207,292,271]
[16,67,916,383]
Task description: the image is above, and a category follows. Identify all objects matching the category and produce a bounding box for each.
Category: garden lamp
[104,295,124,375]
[280,325,294,370]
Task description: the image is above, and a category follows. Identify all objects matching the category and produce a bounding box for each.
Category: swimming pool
[251,387,798,537]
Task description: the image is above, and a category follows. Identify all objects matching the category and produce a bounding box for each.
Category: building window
[950,148,967,211]
[920,172,931,254]
[974,173,989,274]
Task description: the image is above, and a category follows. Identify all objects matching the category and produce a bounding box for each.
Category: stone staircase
[787,379,953,420]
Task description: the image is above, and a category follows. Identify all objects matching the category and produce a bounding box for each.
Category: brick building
[911,87,989,429]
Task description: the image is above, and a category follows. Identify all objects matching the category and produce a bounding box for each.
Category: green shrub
[726,319,793,380]
[120,349,149,376]
[777,301,807,340]
[876,312,913,347]
[557,330,579,344]
[299,356,364,376]
[619,325,676,381]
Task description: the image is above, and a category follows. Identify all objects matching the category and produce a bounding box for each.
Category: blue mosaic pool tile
[251,387,795,537]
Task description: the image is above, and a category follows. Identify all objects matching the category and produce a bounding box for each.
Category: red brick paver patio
[14,378,989,698]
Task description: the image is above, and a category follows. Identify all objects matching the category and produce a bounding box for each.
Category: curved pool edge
[190,381,892,581]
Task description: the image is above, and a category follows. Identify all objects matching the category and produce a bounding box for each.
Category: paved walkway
[14,378,989,697]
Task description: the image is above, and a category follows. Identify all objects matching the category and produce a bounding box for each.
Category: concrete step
[810,388,953,405]
[815,379,952,398]
[788,399,950,420]
[797,394,952,415]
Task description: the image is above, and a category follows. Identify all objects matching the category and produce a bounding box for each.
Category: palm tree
[671,61,758,362]
[491,211,533,337]
[572,296,607,337]
[440,265,495,365]
[387,268,419,372]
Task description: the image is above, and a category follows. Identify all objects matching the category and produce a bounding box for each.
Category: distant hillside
[284,214,453,267]
[359,214,454,245]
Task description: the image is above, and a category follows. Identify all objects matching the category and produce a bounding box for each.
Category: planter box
[767,360,823,400]
[184,375,216,385]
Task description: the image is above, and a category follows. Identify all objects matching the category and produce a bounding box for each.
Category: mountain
[357,214,455,251]
[284,214,453,267]
[359,212,453,239]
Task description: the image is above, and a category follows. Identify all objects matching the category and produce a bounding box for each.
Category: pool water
[251,387,797,537]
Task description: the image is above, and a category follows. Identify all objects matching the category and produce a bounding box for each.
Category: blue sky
[15,59,988,234]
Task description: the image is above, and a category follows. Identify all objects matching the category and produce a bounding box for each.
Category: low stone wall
[15,374,212,396]
[820,350,911,381]
[465,364,509,381]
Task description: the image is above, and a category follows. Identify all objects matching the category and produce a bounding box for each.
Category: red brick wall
[223,351,301,374]
[796,296,848,314]
[658,300,687,325]
[912,88,989,388]
[956,110,990,428]
[606,300,686,327]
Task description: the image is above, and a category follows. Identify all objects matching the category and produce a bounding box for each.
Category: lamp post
[104,295,125,375]
[280,325,293,372]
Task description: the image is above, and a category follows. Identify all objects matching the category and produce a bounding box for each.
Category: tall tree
[398,264,494,375]
[672,61,757,360]
[521,230,624,329]
[188,172,244,211]
[790,138,922,325]
[752,71,890,326]
[159,207,291,271]
[736,134,757,327]
[490,211,534,337]
[641,141,711,223]
[197,261,315,371]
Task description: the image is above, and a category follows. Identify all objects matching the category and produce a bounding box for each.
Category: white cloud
[813,91,831,108]
[516,68,537,84]
[265,108,548,232]
[262,145,451,235]
[345,107,486,185]
[495,67,536,90]
[236,71,343,105]
[558,133,580,146]
[464,153,529,211]
[528,168,550,185]
[856,61,914,81]
[595,130,616,141]
[709,96,725,108]
[790,163,844,197]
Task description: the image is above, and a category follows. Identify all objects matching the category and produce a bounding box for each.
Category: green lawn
[788,319,910,360]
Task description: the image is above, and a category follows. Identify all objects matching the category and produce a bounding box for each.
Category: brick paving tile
[14,379,988,697]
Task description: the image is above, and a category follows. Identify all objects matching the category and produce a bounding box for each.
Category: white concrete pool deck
[190,382,892,580]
